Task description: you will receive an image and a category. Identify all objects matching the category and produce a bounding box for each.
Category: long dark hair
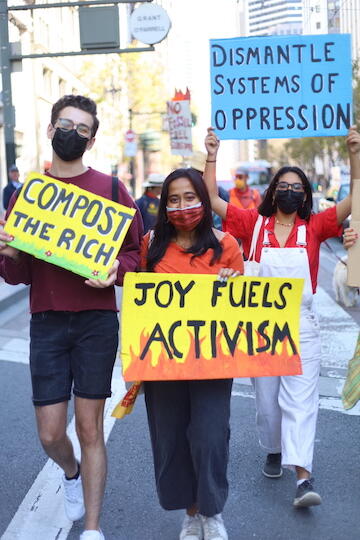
[258,166,313,220]
[146,168,223,271]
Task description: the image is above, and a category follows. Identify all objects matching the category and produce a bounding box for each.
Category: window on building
[43,68,52,96]
[59,78,66,97]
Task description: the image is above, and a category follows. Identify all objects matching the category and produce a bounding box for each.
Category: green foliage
[80,51,168,161]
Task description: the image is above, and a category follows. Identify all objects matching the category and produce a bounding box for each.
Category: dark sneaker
[262,453,283,478]
[293,479,322,508]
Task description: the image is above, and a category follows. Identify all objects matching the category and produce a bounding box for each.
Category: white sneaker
[62,474,85,521]
[201,514,228,540]
[80,530,105,540]
[179,513,203,540]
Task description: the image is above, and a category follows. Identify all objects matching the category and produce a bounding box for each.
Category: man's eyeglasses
[276,181,304,192]
[235,174,246,179]
[55,118,92,139]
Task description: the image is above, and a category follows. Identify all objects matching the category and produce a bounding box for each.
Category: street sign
[130,4,171,45]
[125,129,136,143]
[125,141,137,157]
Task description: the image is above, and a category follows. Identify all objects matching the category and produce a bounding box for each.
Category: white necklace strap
[296,224,307,246]
[263,218,271,245]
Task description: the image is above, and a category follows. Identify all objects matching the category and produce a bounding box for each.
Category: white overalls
[252,223,322,473]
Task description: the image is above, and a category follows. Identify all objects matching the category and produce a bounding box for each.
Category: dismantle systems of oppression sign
[210,33,352,140]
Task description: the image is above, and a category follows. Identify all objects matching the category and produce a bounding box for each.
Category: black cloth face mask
[274,189,304,214]
[52,128,89,162]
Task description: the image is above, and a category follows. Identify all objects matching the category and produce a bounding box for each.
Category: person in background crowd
[3,164,22,211]
[135,173,165,233]
[189,150,229,230]
[141,168,244,540]
[228,166,261,210]
[0,95,143,540]
[203,125,360,508]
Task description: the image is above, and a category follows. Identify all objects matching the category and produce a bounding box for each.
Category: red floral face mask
[166,202,204,231]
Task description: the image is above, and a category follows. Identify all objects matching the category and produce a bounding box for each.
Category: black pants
[144,379,233,517]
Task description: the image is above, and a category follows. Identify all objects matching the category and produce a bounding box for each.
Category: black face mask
[52,128,89,162]
[275,190,304,214]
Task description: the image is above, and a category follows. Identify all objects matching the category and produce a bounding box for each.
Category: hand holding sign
[85,259,119,288]
[0,219,19,260]
[347,126,360,154]
[217,267,241,282]
[205,127,220,158]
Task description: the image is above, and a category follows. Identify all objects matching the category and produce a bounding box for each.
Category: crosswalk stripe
[2,368,125,540]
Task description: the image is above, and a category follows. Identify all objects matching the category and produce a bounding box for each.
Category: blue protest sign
[210,33,352,140]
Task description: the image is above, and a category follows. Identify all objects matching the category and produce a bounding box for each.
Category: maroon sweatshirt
[0,168,143,313]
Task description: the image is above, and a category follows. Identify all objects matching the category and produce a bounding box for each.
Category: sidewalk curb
[0,283,28,311]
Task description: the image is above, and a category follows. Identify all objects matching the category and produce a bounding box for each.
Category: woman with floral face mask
[203,126,360,509]
[141,168,244,540]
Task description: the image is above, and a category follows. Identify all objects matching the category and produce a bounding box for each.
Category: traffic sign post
[0,0,159,174]
[125,130,136,143]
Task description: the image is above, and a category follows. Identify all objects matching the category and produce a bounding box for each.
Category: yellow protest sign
[4,173,135,280]
[121,272,304,381]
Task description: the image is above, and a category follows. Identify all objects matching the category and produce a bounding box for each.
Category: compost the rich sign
[121,272,304,381]
[4,173,135,280]
[210,33,352,140]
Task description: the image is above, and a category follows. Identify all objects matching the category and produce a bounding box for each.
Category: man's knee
[38,428,66,449]
[76,420,103,447]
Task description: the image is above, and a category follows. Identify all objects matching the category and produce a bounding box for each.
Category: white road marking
[0,338,29,364]
[2,369,126,540]
[0,296,28,327]
[314,287,359,370]
[231,389,360,416]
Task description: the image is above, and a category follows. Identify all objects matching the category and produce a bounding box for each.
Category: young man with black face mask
[0,95,143,540]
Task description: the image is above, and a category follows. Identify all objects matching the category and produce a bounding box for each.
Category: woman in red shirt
[203,126,360,509]
[141,168,243,540]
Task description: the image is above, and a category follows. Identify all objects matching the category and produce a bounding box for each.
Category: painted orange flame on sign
[172,87,191,101]
[121,273,303,382]
[123,328,301,381]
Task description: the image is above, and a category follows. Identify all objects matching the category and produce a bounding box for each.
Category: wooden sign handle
[347,179,360,287]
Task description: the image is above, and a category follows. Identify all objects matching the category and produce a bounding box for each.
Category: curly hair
[51,95,99,137]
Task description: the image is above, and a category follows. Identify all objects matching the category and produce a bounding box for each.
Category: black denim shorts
[29,310,119,406]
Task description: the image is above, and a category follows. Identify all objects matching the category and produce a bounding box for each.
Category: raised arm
[336,125,360,225]
[203,127,228,220]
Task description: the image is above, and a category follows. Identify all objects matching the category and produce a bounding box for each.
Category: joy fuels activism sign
[4,173,135,280]
[121,273,304,381]
[210,33,352,140]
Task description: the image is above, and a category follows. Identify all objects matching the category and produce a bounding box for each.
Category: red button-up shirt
[223,204,342,293]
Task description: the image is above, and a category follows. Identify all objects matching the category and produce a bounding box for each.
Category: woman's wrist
[206,159,216,163]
